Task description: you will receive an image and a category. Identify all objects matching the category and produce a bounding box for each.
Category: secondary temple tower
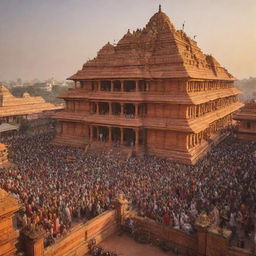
[54,7,243,164]
[234,100,256,141]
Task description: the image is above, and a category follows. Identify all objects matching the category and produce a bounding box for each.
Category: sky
[0,0,255,82]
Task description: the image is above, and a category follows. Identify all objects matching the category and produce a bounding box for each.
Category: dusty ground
[98,233,176,256]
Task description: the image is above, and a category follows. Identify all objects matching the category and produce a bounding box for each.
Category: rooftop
[0,85,62,117]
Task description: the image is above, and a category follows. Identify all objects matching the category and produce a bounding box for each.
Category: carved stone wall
[0,189,20,256]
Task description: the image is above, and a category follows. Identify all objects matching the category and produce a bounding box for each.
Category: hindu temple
[54,6,243,164]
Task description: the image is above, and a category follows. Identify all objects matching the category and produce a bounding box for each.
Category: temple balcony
[55,101,243,133]
[59,87,241,105]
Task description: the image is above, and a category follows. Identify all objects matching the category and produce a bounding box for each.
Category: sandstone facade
[0,85,62,124]
[0,189,20,256]
[54,6,243,164]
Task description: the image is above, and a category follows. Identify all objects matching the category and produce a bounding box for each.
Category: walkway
[98,233,176,256]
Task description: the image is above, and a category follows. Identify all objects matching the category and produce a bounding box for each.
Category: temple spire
[159,4,162,13]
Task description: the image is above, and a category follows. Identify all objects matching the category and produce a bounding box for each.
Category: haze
[0,0,255,81]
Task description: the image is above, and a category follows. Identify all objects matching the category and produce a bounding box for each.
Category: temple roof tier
[58,87,241,105]
[0,85,62,117]
[68,10,235,81]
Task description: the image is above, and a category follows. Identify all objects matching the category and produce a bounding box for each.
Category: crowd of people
[0,131,255,247]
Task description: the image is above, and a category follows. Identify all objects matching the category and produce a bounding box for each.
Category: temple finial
[159,4,162,13]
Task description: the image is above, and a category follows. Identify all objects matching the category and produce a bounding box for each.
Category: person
[0,129,254,246]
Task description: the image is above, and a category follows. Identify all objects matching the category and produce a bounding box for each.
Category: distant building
[234,99,256,141]
[0,85,63,134]
[35,81,53,92]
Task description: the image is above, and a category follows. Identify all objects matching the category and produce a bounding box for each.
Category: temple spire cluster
[54,8,243,164]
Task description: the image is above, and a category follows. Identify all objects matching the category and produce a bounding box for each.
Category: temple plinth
[54,7,243,164]
[234,99,256,141]
[0,189,20,256]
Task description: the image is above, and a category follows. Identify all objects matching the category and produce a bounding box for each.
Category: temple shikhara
[54,6,243,164]
[234,100,256,141]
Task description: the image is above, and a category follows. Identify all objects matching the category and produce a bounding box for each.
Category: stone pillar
[21,228,45,256]
[90,126,93,142]
[96,102,99,115]
[96,126,99,141]
[186,135,189,149]
[146,81,149,91]
[186,107,189,118]
[135,129,139,146]
[191,135,194,147]
[121,103,124,116]
[115,194,128,225]
[135,80,139,92]
[109,127,112,144]
[121,128,124,145]
[135,103,139,117]
[109,102,112,115]
[121,80,124,92]
[110,81,114,92]
[189,135,192,148]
